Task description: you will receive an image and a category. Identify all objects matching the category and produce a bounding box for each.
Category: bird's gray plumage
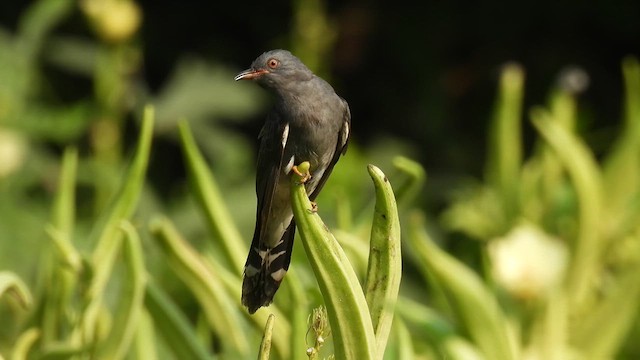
[235,49,350,313]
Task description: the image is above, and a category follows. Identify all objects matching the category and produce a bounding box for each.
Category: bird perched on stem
[235,49,351,314]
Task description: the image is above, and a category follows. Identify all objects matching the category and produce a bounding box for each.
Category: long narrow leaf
[364,164,402,359]
[82,105,154,342]
[290,162,376,360]
[258,314,276,360]
[396,297,482,360]
[178,120,246,274]
[95,221,147,360]
[144,283,213,360]
[131,309,159,360]
[602,57,640,237]
[407,213,517,360]
[279,270,308,360]
[149,216,249,356]
[486,63,524,217]
[391,156,426,208]
[0,272,32,309]
[90,105,154,259]
[51,147,77,238]
[11,328,40,360]
[528,292,569,360]
[39,344,86,360]
[390,317,414,360]
[202,252,291,359]
[572,261,640,357]
[531,109,603,308]
[42,147,80,344]
[19,0,74,56]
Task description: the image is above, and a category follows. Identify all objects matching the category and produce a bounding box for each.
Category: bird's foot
[307,201,318,213]
[292,165,312,184]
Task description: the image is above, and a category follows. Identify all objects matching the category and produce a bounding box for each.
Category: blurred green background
[1,0,640,358]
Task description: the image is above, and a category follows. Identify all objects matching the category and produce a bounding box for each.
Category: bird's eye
[267,58,279,69]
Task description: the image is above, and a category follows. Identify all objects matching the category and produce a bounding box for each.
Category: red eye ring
[267,58,279,69]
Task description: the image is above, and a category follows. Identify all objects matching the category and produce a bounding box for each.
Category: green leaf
[290,162,376,360]
[202,252,291,359]
[51,147,77,236]
[486,63,524,218]
[44,36,99,76]
[131,309,159,360]
[149,216,249,356]
[144,282,213,360]
[279,271,308,360]
[363,165,402,359]
[95,221,147,360]
[407,213,517,360]
[90,105,154,256]
[572,262,640,357]
[396,297,483,360]
[178,120,246,274]
[395,297,454,341]
[534,89,578,226]
[258,314,276,360]
[11,328,40,360]
[531,109,604,308]
[18,0,74,57]
[0,271,32,309]
[81,105,155,342]
[39,343,87,360]
[41,147,80,344]
[388,317,414,360]
[602,57,640,237]
[528,292,570,360]
[13,103,93,142]
[391,156,426,208]
[333,229,370,275]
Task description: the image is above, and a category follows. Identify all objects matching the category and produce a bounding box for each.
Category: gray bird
[235,49,351,314]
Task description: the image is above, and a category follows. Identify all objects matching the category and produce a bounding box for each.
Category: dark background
[1,0,638,178]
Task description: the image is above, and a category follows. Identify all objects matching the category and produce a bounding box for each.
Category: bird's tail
[242,221,296,314]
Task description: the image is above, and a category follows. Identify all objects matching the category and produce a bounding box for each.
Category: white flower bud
[0,129,27,178]
[81,0,142,43]
[489,224,568,300]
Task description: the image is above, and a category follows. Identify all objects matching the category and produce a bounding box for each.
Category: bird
[235,49,351,314]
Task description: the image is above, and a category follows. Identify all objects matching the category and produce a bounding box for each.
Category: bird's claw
[306,201,318,213]
[292,165,312,184]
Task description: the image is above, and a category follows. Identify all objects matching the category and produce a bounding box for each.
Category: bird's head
[234,49,313,91]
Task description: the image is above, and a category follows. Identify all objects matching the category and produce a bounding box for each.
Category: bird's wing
[309,98,351,201]
[243,113,294,313]
[254,112,288,241]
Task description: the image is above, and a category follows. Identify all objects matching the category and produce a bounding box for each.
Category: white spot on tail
[253,247,287,267]
[244,265,260,277]
[270,269,287,282]
[267,250,286,266]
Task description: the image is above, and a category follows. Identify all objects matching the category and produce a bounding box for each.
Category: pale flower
[489,224,568,300]
[0,129,27,178]
[81,0,142,43]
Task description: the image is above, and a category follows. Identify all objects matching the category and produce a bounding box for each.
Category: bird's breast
[276,87,344,171]
[285,120,336,169]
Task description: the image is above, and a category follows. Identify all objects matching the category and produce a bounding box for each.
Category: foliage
[435,59,640,359]
[2,0,640,359]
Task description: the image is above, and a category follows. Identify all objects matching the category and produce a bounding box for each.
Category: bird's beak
[234,68,269,81]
